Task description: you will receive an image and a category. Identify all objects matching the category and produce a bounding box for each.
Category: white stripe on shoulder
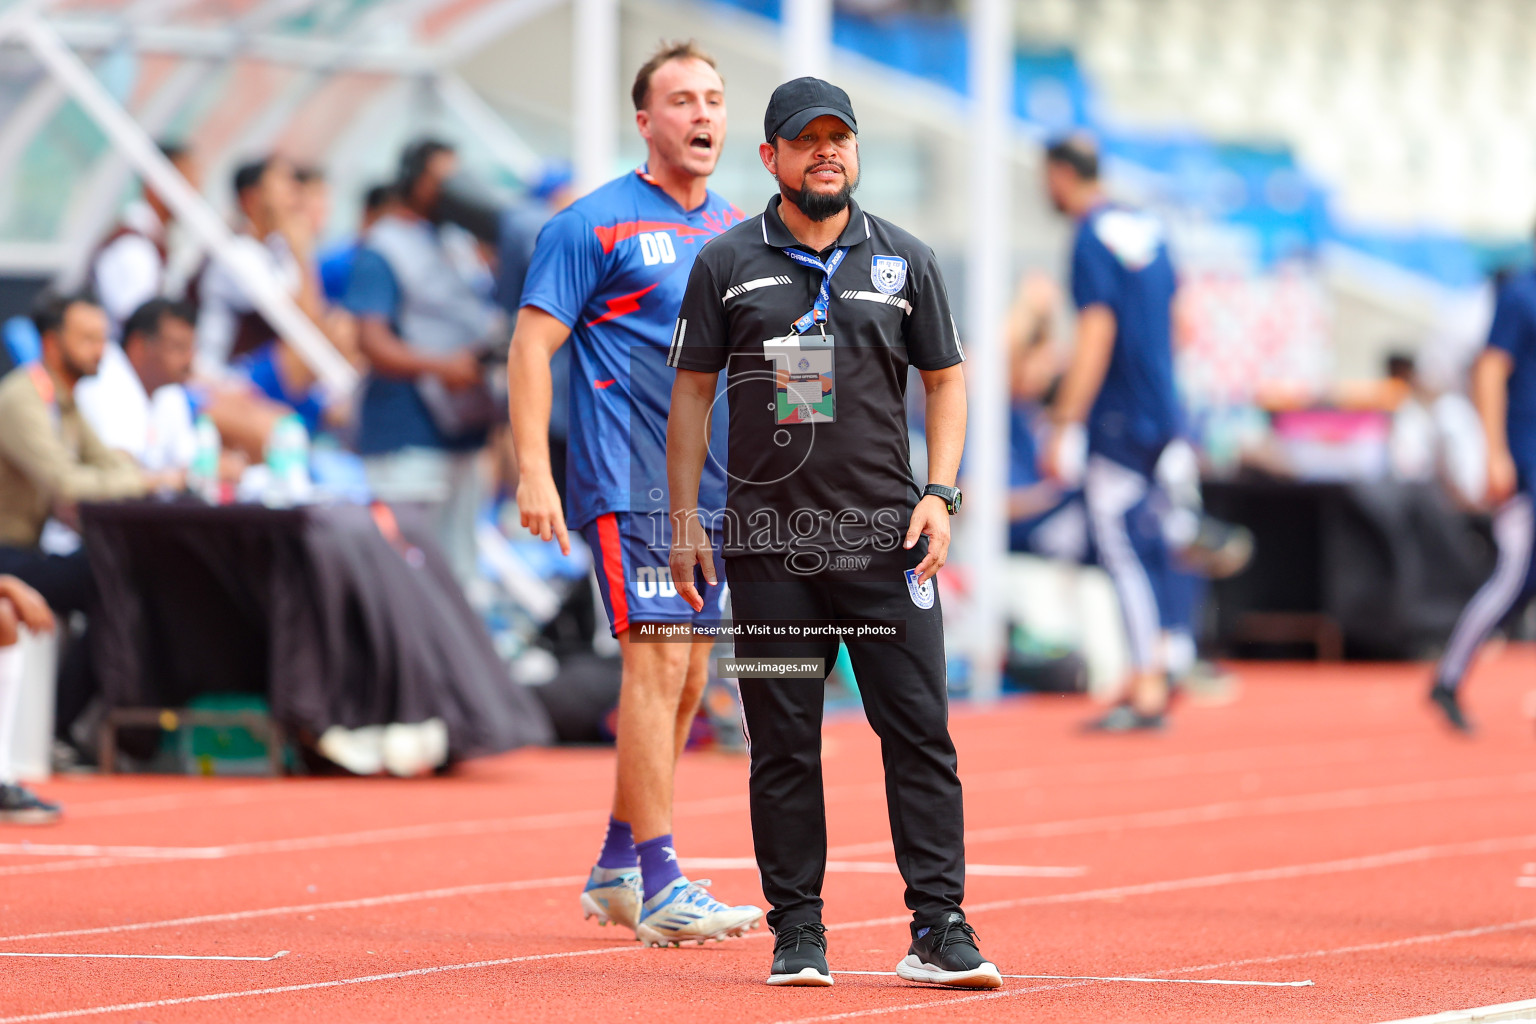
[667,317,687,367]
[839,289,913,315]
[951,315,966,360]
[723,276,793,303]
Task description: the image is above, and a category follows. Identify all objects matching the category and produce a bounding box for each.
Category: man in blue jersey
[508,41,762,946]
[1041,136,1182,732]
[1429,261,1536,731]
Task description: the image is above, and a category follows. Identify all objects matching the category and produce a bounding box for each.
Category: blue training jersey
[1071,203,1181,465]
[1488,268,1536,478]
[521,169,744,530]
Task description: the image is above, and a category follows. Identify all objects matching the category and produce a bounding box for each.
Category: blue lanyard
[782,246,846,335]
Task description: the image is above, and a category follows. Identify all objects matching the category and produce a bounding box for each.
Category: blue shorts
[578,511,728,637]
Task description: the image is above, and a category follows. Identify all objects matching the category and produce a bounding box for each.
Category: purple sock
[596,817,635,870]
[636,834,683,902]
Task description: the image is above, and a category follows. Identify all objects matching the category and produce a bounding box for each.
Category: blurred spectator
[295,164,330,239]
[0,574,59,823]
[0,293,178,743]
[77,141,200,465]
[1004,273,1085,558]
[88,139,199,335]
[195,157,358,452]
[84,299,200,473]
[196,156,317,373]
[320,184,396,305]
[344,138,504,585]
[1387,352,1436,481]
[1386,350,1486,504]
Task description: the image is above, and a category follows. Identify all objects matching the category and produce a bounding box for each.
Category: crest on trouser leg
[904,568,934,609]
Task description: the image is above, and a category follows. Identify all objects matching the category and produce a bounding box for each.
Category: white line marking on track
[1517,877,1536,887]
[1372,995,1536,1024]
[682,858,1085,878]
[6,898,1532,1023]
[0,844,224,859]
[0,735,1448,878]
[769,916,1536,1024]
[7,834,1534,950]
[825,832,1536,932]
[0,858,138,878]
[1156,915,1536,976]
[63,784,353,819]
[10,762,1486,874]
[0,945,647,1024]
[828,772,1536,857]
[831,970,1314,987]
[0,875,588,945]
[0,950,289,962]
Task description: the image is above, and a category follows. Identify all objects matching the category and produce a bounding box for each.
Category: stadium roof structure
[0,0,574,393]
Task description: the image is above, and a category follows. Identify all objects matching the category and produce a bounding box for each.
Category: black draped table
[1203,479,1497,660]
[79,500,552,761]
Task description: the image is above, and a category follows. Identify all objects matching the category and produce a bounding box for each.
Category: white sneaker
[634,877,763,948]
[579,866,642,932]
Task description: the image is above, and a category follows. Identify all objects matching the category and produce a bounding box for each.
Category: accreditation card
[763,333,835,424]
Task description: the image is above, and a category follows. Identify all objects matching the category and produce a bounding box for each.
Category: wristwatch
[923,484,962,515]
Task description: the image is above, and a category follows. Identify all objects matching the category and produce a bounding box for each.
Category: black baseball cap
[764,77,858,143]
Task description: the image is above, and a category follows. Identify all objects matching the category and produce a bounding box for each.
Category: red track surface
[4,652,1536,1023]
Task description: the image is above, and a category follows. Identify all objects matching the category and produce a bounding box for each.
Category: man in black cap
[665,77,1001,990]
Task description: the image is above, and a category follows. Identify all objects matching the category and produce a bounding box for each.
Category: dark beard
[780,172,858,222]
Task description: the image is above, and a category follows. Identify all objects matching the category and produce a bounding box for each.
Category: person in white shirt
[77,143,199,457]
[195,156,323,377]
[77,299,198,474]
[89,140,199,336]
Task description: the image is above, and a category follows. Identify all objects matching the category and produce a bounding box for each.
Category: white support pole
[782,0,832,82]
[571,0,617,195]
[13,14,358,400]
[433,73,545,182]
[963,0,1013,702]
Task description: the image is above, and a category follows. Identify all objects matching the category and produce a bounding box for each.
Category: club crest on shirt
[904,568,935,609]
[871,255,908,295]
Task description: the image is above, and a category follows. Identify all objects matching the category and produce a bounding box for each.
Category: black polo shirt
[669,195,963,567]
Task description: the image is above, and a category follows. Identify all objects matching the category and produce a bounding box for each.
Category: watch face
[952,489,962,512]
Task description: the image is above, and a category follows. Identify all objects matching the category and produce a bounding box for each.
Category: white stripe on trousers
[1436,493,1535,690]
[1084,454,1161,672]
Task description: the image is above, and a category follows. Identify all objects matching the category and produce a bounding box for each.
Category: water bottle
[189,414,221,504]
[264,414,313,507]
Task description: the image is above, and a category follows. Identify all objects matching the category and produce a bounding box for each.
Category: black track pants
[730,559,965,936]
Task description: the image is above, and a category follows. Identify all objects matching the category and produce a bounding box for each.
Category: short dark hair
[631,40,719,111]
[1385,352,1417,381]
[233,158,269,196]
[363,183,395,212]
[123,298,195,346]
[1045,135,1099,181]
[30,289,100,338]
[397,138,454,195]
[294,164,323,186]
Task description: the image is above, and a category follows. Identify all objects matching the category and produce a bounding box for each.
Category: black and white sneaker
[0,784,61,824]
[767,922,833,986]
[895,913,1002,989]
